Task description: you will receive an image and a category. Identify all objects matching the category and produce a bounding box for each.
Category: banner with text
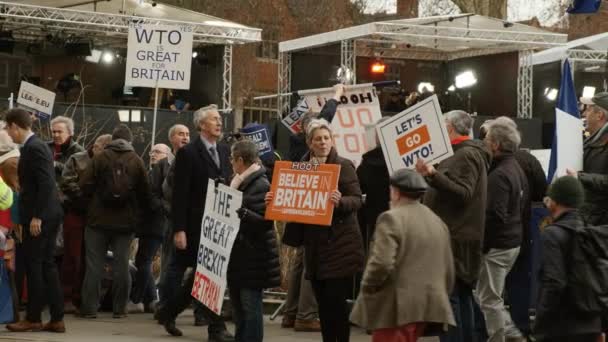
[376,95,453,175]
[125,23,193,89]
[266,161,340,226]
[303,85,382,167]
[192,179,242,315]
[281,98,310,135]
[17,81,56,119]
[241,123,274,160]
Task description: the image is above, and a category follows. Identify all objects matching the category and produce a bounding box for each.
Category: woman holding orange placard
[266,118,364,342]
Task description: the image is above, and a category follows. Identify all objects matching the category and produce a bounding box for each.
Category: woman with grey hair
[227,140,280,342]
[267,118,364,342]
[478,121,529,341]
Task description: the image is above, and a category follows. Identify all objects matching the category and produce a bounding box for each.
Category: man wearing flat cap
[568,92,608,226]
[350,169,455,341]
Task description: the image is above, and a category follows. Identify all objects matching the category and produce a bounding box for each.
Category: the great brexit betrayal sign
[376,95,453,175]
[192,180,242,315]
[266,161,340,226]
[125,23,193,89]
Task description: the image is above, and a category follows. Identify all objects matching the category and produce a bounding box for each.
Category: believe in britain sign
[125,23,193,89]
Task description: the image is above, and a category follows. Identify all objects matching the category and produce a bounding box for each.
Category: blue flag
[567,0,602,13]
[547,59,580,182]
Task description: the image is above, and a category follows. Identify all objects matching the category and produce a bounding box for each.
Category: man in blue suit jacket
[4,108,64,333]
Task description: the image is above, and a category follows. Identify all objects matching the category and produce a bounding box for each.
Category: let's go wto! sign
[125,23,193,89]
[377,95,453,175]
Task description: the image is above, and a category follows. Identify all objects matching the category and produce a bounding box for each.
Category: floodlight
[544,88,558,101]
[448,85,456,92]
[582,86,596,99]
[371,61,386,74]
[85,49,102,63]
[417,82,435,93]
[192,51,198,58]
[118,110,130,122]
[455,71,477,89]
[102,51,114,64]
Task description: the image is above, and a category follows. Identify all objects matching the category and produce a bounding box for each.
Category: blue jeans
[441,279,487,342]
[229,287,263,342]
[131,237,162,305]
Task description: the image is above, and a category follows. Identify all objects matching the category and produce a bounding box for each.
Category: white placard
[17,81,56,117]
[192,179,242,315]
[303,85,382,168]
[125,23,193,89]
[530,149,551,178]
[555,108,584,178]
[376,95,454,175]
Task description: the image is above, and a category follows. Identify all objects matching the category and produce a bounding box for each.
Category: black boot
[208,329,234,342]
[164,320,183,337]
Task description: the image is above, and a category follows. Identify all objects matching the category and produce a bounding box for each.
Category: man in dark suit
[160,104,234,341]
[4,108,65,333]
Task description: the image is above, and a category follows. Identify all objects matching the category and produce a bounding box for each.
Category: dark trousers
[80,227,133,315]
[310,277,351,342]
[229,287,263,342]
[440,278,486,342]
[131,237,162,305]
[22,219,64,323]
[161,252,227,334]
[158,242,207,321]
[60,211,85,306]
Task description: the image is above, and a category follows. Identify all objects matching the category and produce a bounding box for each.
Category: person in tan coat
[350,169,455,341]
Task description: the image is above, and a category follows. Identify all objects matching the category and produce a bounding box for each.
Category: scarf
[230,163,261,189]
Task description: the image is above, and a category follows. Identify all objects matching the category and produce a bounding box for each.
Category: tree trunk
[451,0,507,19]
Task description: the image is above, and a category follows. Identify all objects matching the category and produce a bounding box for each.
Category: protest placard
[281,98,310,135]
[192,179,242,315]
[265,161,340,226]
[17,81,56,119]
[241,123,273,159]
[302,84,382,168]
[376,95,453,175]
[125,23,193,89]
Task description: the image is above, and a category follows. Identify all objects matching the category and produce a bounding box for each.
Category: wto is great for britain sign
[125,23,193,89]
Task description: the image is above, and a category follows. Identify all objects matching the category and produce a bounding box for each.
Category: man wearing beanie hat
[79,124,151,319]
[350,169,455,341]
[534,176,602,342]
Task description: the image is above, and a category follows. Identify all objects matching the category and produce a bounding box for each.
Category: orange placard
[265,161,341,226]
[396,125,431,155]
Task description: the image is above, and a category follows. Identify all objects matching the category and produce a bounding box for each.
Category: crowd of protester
[0,85,605,342]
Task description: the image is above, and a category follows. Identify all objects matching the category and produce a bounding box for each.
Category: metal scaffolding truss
[278,14,567,117]
[0,1,262,46]
[222,45,233,111]
[372,22,565,49]
[341,40,356,85]
[277,52,292,117]
[0,1,262,113]
[567,49,608,62]
[517,50,533,119]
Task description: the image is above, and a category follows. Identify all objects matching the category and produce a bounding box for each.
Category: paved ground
[0,311,440,341]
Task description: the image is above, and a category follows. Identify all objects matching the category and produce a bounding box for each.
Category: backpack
[100,155,133,207]
[558,223,608,314]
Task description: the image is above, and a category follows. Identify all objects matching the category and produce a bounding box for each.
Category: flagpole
[151,84,159,148]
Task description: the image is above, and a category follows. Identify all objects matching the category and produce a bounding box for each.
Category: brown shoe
[42,321,66,333]
[6,320,43,332]
[294,318,321,332]
[281,315,295,328]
